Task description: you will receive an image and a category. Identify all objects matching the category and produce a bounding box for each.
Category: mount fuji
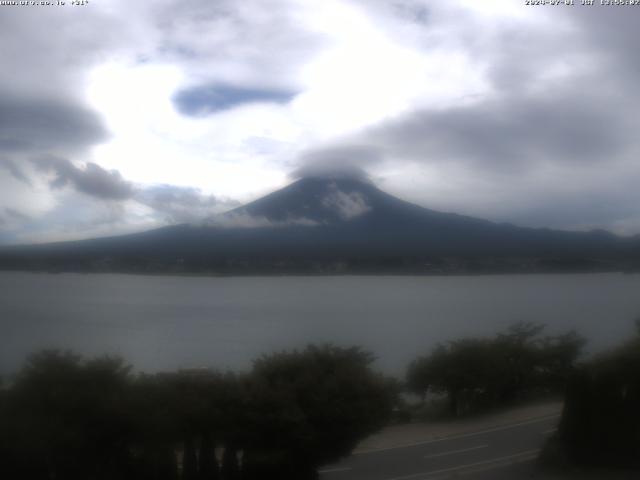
[1,176,638,274]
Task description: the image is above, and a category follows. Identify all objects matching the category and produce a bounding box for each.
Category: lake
[1,272,639,376]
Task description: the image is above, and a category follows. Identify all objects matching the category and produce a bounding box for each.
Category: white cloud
[322,184,371,220]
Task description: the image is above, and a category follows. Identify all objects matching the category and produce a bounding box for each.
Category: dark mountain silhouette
[1,177,639,274]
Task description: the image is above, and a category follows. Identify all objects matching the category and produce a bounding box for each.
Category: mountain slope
[1,177,639,273]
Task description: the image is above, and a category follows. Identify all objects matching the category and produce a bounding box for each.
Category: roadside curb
[354,402,563,455]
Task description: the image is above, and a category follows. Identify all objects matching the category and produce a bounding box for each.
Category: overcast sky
[1,0,639,244]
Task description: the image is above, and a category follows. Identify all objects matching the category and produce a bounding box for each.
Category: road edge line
[354,413,560,455]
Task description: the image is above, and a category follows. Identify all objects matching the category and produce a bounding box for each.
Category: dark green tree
[198,433,218,480]
[557,329,640,468]
[1,344,393,479]
[407,323,584,416]
[5,350,135,479]
[183,437,198,480]
[242,345,395,479]
[536,330,585,392]
[128,376,171,479]
[220,446,240,480]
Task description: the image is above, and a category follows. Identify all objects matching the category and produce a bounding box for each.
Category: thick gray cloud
[0,158,31,185]
[137,185,239,223]
[0,6,119,239]
[2,208,30,223]
[571,7,640,84]
[20,157,239,226]
[0,96,108,155]
[364,90,631,172]
[292,145,382,181]
[32,156,135,201]
[287,3,640,234]
[0,5,129,91]
[0,0,313,241]
[0,96,109,231]
[151,0,323,90]
[343,3,638,173]
[0,207,30,243]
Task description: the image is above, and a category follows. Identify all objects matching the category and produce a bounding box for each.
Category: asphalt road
[319,414,560,480]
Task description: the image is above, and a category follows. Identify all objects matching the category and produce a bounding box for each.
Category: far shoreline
[0,268,637,279]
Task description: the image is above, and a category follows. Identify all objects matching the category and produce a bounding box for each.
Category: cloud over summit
[291,145,382,182]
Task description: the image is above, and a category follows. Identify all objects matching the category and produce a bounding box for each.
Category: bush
[242,345,395,479]
[0,345,395,480]
[2,351,135,479]
[407,323,584,416]
[555,330,640,469]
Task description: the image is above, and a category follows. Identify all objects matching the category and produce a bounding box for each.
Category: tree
[409,339,504,415]
[198,433,218,480]
[220,445,240,480]
[557,330,640,468]
[536,330,585,392]
[130,369,239,480]
[5,350,135,479]
[128,374,180,480]
[242,345,395,479]
[407,323,584,416]
[1,345,394,479]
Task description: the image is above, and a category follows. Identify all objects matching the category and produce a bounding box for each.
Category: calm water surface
[1,272,639,376]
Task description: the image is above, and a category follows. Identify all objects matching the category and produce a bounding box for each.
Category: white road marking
[354,413,560,455]
[542,428,557,434]
[383,449,540,480]
[423,444,488,459]
[318,466,352,474]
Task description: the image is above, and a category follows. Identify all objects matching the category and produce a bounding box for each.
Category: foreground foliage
[552,323,640,469]
[0,345,394,480]
[406,322,585,416]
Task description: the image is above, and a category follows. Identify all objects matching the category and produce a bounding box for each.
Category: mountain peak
[2,174,637,275]
[211,176,378,228]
